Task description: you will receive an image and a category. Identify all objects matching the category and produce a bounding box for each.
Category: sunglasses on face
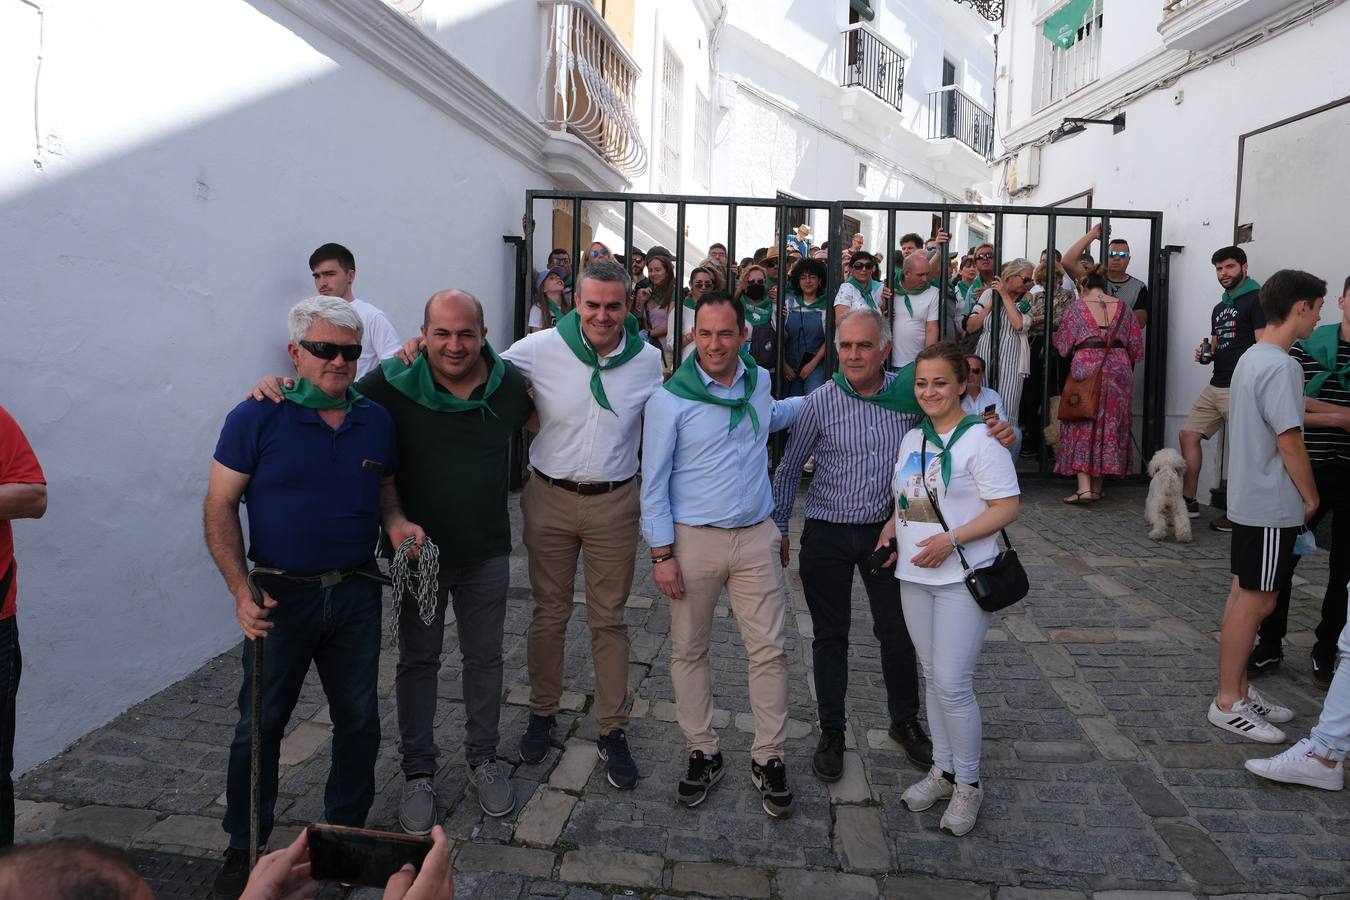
[976,253,994,260]
[1107,251,1130,258]
[300,340,361,361]
[850,261,874,270]
[969,367,983,374]
[691,280,713,288]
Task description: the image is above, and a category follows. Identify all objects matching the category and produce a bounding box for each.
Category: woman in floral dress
[1053,265,1144,503]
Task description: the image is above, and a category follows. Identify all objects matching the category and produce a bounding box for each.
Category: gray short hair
[575,259,632,298]
[288,296,364,343]
[835,307,891,346]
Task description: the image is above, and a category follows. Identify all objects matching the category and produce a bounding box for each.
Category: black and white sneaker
[1210,515,1233,533]
[1311,646,1336,688]
[1246,641,1283,676]
[1207,698,1285,743]
[750,757,794,818]
[1184,497,1200,519]
[597,729,639,789]
[675,750,724,807]
[518,713,555,765]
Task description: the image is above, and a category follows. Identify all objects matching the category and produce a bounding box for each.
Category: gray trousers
[396,554,509,774]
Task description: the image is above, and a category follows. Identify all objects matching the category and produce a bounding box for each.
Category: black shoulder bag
[920,436,1028,612]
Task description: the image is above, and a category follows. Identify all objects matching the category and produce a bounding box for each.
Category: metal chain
[390,537,440,627]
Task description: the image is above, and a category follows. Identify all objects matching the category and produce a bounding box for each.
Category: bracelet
[651,553,675,564]
[948,530,960,549]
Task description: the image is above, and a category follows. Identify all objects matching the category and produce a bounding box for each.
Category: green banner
[1043,0,1093,49]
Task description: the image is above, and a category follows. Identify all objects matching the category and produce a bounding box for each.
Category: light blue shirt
[640,357,803,547]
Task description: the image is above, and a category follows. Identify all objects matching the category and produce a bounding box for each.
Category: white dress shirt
[350,298,402,379]
[503,327,663,482]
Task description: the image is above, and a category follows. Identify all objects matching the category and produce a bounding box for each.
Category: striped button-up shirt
[771,373,917,533]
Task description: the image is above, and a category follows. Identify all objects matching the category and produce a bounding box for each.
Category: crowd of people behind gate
[3,229,1350,899]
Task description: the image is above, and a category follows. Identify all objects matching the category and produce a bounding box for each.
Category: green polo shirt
[356,359,533,568]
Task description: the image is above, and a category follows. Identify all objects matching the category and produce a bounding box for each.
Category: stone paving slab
[17,481,1350,898]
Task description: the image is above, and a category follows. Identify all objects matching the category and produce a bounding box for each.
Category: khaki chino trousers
[522,475,639,735]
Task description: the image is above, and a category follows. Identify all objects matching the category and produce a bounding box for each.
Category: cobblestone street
[15,479,1350,899]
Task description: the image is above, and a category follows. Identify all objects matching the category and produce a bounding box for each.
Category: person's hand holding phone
[240,830,319,900]
[383,826,453,900]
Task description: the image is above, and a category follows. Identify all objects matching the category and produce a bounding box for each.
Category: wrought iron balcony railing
[538,0,647,178]
[927,85,994,158]
[841,23,907,113]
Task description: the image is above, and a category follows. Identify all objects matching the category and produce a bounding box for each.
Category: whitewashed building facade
[992,0,1349,500]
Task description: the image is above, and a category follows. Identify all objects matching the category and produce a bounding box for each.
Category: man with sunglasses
[309,243,402,379]
[250,291,534,830]
[207,297,417,895]
[832,252,894,322]
[1065,225,1151,328]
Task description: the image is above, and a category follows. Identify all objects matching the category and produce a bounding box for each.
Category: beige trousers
[670,519,789,763]
[522,476,639,735]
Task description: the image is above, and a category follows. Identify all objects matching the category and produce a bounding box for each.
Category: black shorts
[1230,523,1300,592]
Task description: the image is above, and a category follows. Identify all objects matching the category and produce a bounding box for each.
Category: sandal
[1084,491,1104,503]
[1063,491,1093,505]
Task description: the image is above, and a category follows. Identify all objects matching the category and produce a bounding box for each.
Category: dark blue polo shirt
[213,398,397,575]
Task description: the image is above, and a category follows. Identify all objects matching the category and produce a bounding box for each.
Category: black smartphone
[867,537,898,576]
[982,403,997,422]
[307,823,434,888]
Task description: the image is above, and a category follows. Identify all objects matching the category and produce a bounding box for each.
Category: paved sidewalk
[16,480,1350,899]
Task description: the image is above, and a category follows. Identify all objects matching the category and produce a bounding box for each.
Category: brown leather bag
[1058,306,1124,422]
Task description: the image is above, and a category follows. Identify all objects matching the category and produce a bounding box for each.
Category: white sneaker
[1208,698,1286,743]
[1245,738,1344,791]
[1246,684,1294,724]
[940,782,983,836]
[902,766,954,812]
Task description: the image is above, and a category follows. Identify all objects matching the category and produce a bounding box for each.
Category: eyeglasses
[300,340,361,361]
[691,280,713,288]
[975,253,994,260]
[1107,250,1130,258]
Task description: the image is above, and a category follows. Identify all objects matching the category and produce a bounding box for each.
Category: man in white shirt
[961,354,1019,457]
[890,254,941,368]
[309,243,402,379]
[501,260,664,789]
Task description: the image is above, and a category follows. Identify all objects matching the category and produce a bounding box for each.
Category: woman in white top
[876,341,1020,837]
[964,258,1035,424]
[832,251,892,322]
[527,267,569,332]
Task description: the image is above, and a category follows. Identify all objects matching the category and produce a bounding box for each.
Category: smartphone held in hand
[307,823,434,888]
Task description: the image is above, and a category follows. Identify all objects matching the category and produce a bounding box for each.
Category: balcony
[1159,0,1292,51]
[927,85,993,159]
[538,0,647,179]
[840,23,907,113]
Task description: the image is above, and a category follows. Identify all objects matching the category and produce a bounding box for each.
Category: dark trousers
[798,518,921,730]
[223,573,382,849]
[396,555,509,774]
[1260,465,1350,657]
[0,617,19,848]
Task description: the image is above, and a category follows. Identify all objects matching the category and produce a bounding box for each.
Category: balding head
[423,289,485,331]
[0,839,153,900]
[900,251,931,291]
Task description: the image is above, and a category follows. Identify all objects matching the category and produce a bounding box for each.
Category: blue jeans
[223,572,382,849]
[1310,621,1350,760]
[785,366,826,397]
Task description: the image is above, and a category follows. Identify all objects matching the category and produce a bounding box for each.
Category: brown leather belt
[534,470,635,495]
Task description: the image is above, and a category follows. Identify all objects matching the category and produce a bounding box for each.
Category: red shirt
[0,407,45,620]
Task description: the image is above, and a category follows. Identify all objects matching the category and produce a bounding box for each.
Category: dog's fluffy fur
[1145,448,1191,542]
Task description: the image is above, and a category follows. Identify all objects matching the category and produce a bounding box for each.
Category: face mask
[745,283,767,301]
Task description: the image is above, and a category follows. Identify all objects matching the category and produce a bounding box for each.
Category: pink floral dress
[1052,298,1144,477]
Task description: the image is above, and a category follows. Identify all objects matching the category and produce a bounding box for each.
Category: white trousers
[899,579,993,784]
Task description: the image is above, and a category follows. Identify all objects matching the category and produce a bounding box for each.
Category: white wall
[0,0,540,770]
[995,0,1350,499]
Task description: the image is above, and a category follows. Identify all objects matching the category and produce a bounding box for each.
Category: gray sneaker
[469,757,515,817]
[398,777,436,835]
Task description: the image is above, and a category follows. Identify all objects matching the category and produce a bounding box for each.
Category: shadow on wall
[0,0,535,771]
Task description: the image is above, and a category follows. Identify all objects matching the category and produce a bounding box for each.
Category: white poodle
[1145,448,1192,543]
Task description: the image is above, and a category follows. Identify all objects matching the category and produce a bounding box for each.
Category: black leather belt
[1076,340,1118,350]
[534,471,635,496]
[263,565,379,589]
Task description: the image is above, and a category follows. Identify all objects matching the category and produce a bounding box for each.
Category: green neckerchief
[831,364,920,415]
[283,378,363,412]
[893,282,921,318]
[845,277,878,309]
[683,293,698,310]
[555,310,645,413]
[1299,322,1350,397]
[962,275,986,316]
[1222,276,1261,308]
[793,292,829,312]
[742,297,774,327]
[547,299,565,323]
[920,414,985,486]
[664,350,761,435]
[380,345,504,417]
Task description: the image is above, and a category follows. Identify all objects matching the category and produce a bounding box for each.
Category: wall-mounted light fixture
[1050,112,1125,143]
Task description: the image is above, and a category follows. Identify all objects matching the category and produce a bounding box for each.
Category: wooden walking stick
[245,567,283,872]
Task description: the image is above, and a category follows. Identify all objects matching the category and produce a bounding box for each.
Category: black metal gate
[517,190,1167,477]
